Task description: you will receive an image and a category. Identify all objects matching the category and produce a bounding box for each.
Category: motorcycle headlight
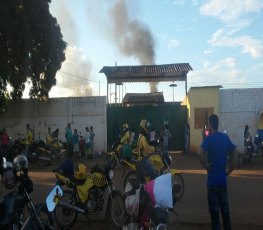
[108,170,114,180]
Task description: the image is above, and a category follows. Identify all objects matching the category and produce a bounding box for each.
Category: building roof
[123,92,164,105]
[99,63,193,83]
[190,85,223,90]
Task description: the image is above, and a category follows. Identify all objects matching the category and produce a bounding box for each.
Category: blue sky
[47,0,263,102]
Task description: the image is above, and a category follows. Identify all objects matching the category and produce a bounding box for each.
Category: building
[122,92,164,106]
[186,86,263,153]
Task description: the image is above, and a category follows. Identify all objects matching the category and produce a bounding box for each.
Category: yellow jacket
[116,130,131,153]
[138,134,155,157]
[120,130,131,145]
[46,133,53,144]
[25,129,33,144]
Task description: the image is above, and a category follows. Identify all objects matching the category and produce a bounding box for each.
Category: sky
[41,0,263,102]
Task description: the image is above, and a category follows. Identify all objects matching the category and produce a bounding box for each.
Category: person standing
[0,128,9,156]
[89,126,95,156]
[149,128,157,147]
[198,114,237,230]
[65,123,73,158]
[24,124,33,155]
[84,127,91,159]
[162,124,171,153]
[72,129,79,158]
[159,127,164,151]
[130,127,136,149]
[46,127,53,144]
[243,125,250,148]
[184,123,190,154]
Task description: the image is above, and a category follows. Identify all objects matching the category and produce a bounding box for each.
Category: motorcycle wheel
[26,203,55,230]
[172,173,185,202]
[122,171,140,190]
[54,190,78,230]
[108,190,127,228]
[105,154,117,169]
[35,203,54,230]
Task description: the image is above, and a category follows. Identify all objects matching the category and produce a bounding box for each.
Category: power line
[58,70,107,84]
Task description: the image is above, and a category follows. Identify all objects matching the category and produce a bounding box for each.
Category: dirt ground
[70,152,263,229]
[2,152,263,229]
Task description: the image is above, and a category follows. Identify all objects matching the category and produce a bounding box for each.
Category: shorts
[73,143,79,152]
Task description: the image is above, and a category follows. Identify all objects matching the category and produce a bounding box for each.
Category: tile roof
[100,63,192,83]
[123,92,164,104]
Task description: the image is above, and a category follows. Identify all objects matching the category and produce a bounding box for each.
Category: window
[194,107,214,129]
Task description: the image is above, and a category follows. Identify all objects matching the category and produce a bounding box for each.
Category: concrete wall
[219,88,263,152]
[0,96,107,153]
[187,86,220,152]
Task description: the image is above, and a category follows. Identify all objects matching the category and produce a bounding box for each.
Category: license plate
[46,185,63,212]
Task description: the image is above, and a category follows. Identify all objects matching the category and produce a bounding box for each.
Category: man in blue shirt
[198,114,237,230]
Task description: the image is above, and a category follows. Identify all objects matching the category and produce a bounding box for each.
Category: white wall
[219,88,263,152]
[0,96,107,153]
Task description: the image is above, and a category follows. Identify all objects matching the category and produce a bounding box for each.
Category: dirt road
[4,152,263,229]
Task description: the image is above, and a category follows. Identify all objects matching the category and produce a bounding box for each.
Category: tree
[0,0,66,108]
[0,92,9,113]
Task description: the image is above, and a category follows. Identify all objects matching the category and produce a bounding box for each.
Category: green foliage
[0,92,9,114]
[0,0,66,100]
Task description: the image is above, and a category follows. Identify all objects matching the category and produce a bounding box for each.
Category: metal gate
[107,102,187,151]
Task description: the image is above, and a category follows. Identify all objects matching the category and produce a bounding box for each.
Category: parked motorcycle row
[0,142,183,229]
[1,137,66,167]
[240,133,263,166]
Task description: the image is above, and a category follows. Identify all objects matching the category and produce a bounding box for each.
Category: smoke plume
[49,1,93,97]
[87,0,158,92]
[108,0,158,92]
[49,46,93,98]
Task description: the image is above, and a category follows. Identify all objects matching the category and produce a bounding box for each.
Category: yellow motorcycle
[105,141,136,169]
[120,152,185,201]
[52,159,127,229]
[46,141,66,160]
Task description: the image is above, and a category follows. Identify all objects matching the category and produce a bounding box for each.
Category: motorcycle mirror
[3,157,12,169]
[46,185,63,212]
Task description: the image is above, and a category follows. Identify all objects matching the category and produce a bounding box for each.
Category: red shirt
[1,132,9,145]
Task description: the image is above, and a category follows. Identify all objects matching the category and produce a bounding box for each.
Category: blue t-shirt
[201,131,236,187]
[65,128,72,142]
[72,133,79,144]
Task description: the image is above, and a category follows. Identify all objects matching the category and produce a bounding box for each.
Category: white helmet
[13,155,29,171]
[140,119,151,133]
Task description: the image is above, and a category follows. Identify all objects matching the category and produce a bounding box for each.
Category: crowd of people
[114,120,173,158]
[0,123,96,160]
[57,123,96,159]
[0,119,183,163]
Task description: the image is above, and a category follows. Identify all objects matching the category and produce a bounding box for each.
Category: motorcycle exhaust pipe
[58,201,85,214]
